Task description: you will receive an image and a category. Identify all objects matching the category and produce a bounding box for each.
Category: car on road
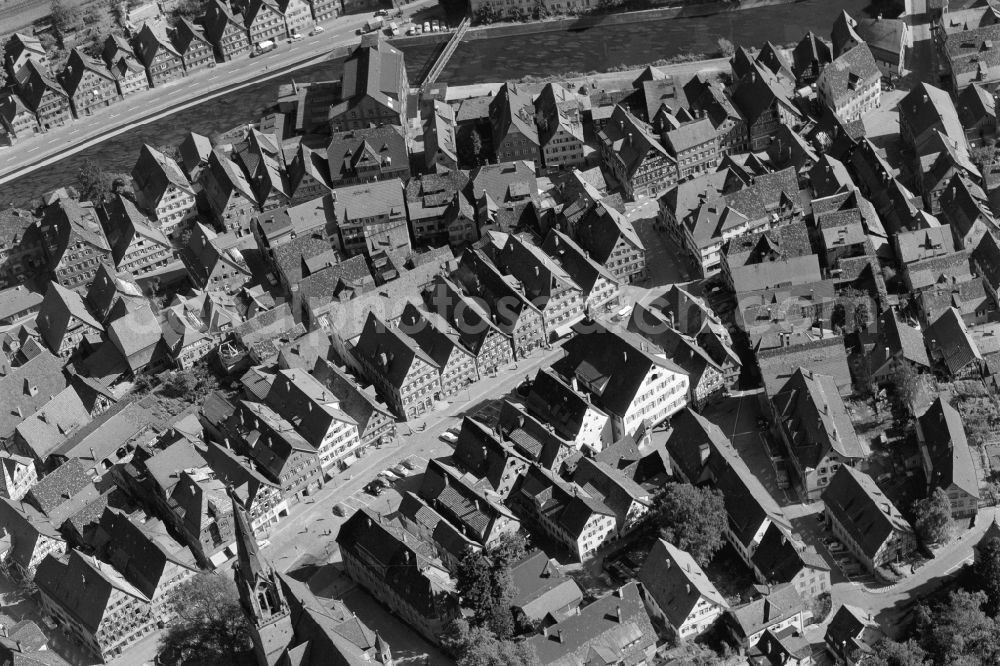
[440,431,458,444]
[333,503,348,516]
[311,25,324,34]
[291,32,303,40]
[375,8,389,15]
[257,538,271,549]
[423,21,431,32]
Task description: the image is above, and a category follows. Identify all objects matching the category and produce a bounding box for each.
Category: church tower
[230,487,294,666]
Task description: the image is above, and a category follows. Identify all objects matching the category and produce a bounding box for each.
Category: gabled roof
[509,550,583,620]
[132,144,193,206]
[638,539,727,629]
[353,312,438,390]
[58,48,114,98]
[821,466,913,559]
[899,82,967,154]
[0,349,67,439]
[918,397,979,498]
[575,199,643,264]
[36,281,103,352]
[334,39,406,117]
[598,105,673,181]
[525,367,608,443]
[791,31,833,79]
[926,306,983,374]
[490,82,538,146]
[552,320,687,418]
[751,522,829,586]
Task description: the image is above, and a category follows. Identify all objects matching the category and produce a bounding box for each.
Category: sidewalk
[0,0,439,186]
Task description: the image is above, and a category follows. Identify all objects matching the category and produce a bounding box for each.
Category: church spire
[231,485,264,584]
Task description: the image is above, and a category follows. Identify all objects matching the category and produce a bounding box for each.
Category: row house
[940,23,1000,97]
[662,117,721,180]
[540,230,621,313]
[288,144,333,204]
[236,130,291,212]
[58,49,119,118]
[916,397,980,520]
[553,321,689,440]
[135,23,185,88]
[791,31,832,85]
[132,144,197,236]
[337,510,461,645]
[180,223,251,293]
[0,498,66,580]
[496,233,586,338]
[822,467,916,573]
[534,82,587,170]
[751,522,831,600]
[957,83,997,144]
[173,19,216,75]
[331,179,411,257]
[639,539,729,640]
[769,368,870,501]
[102,35,149,99]
[421,275,514,378]
[510,464,617,561]
[453,249,546,359]
[159,291,233,369]
[425,100,458,173]
[0,451,39,501]
[353,312,441,420]
[225,400,325,503]
[162,467,236,567]
[204,0,252,62]
[95,509,198,625]
[244,0,288,45]
[0,208,47,289]
[40,197,112,293]
[525,368,610,453]
[3,32,47,85]
[19,61,72,131]
[729,64,802,151]
[571,456,652,535]
[420,458,521,547]
[103,194,173,276]
[684,74,749,154]
[279,0,315,37]
[265,368,362,475]
[574,199,646,283]
[450,416,532,500]
[178,130,213,182]
[35,550,156,662]
[598,105,676,199]
[489,82,541,166]
[309,0,340,21]
[327,125,409,188]
[398,302,478,397]
[310,358,396,450]
[36,282,104,358]
[201,149,257,233]
[328,39,408,132]
[816,43,881,122]
[0,89,40,144]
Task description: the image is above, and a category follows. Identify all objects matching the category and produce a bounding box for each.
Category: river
[1,0,875,206]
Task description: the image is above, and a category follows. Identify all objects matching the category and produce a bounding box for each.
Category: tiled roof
[509,550,583,620]
[822,466,913,559]
[25,458,92,516]
[751,522,829,586]
[0,349,67,439]
[638,539,727,629]
[918,397,979,497]
[926,306,983,374]
[728,584,803,640]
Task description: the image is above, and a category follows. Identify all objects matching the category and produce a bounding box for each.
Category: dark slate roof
[25,459,92,516]
[751,522,829,587]
[918,397,979,497]
[508,550,583,620]
[821,467,913,559]
[525,367,608,444]
[638,539,727,629]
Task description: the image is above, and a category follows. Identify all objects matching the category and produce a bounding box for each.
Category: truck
[358,18,383,34]
[387,21,400,35]
[254,40,276,55]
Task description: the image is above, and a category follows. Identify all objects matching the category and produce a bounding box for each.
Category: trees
[974,537,1000,616]
[653,482,726,566]
[913,590,1000,665]
[50,0,83,34]
[162,365,220,401]
[860,639,928,666]
[913,488,954,545]
[445,619,540,666]
[456,547,516,638]
[892,361,925,414]
[157,573,254,666]
[76,159,129,204]
[716,37,735,57]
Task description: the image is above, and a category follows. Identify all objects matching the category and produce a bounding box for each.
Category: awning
[341,454,358,468]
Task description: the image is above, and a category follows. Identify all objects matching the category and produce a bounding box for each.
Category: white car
[406,26,417,35]
[291,32,303,40]
[311,25,324,34]
[423,21,431,32]
[440,431,458,444]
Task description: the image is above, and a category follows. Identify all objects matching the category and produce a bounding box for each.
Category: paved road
[258,345,566,571]
[0,0,439,186]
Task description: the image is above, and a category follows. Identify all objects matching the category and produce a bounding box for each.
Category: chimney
[90,447,97,461]
[763,598,772,623]
[699,442,710,466]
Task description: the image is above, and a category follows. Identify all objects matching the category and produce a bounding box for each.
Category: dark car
[364,480,385,496]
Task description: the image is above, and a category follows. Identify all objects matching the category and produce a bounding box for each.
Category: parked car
[333,503,348,516]
[391,464,410,478]
[423,21,431,32]
[364,481,385,496]
[447,425,461,436]
[440,431,458,444]
[380,469,400,481]
[406,26,417,34]
[401,457,417,470]
[375,8,389,15]
[311,25,324,34]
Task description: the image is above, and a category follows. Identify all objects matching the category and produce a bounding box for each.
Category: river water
[1,0,873,206]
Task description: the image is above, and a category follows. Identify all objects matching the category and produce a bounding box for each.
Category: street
[0,0,440,187]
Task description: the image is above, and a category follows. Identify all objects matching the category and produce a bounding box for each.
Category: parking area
[340,454,431,515]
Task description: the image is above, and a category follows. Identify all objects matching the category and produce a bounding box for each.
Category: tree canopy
[445,619,540,666]
[913,590,1000,665]
[157,573,254,665]
[456,537,526,638]
[860,639,929,666]
[974,537,1000,616]
[653,482,726,566]
[913,488,953,546]
[76,158,129,204]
